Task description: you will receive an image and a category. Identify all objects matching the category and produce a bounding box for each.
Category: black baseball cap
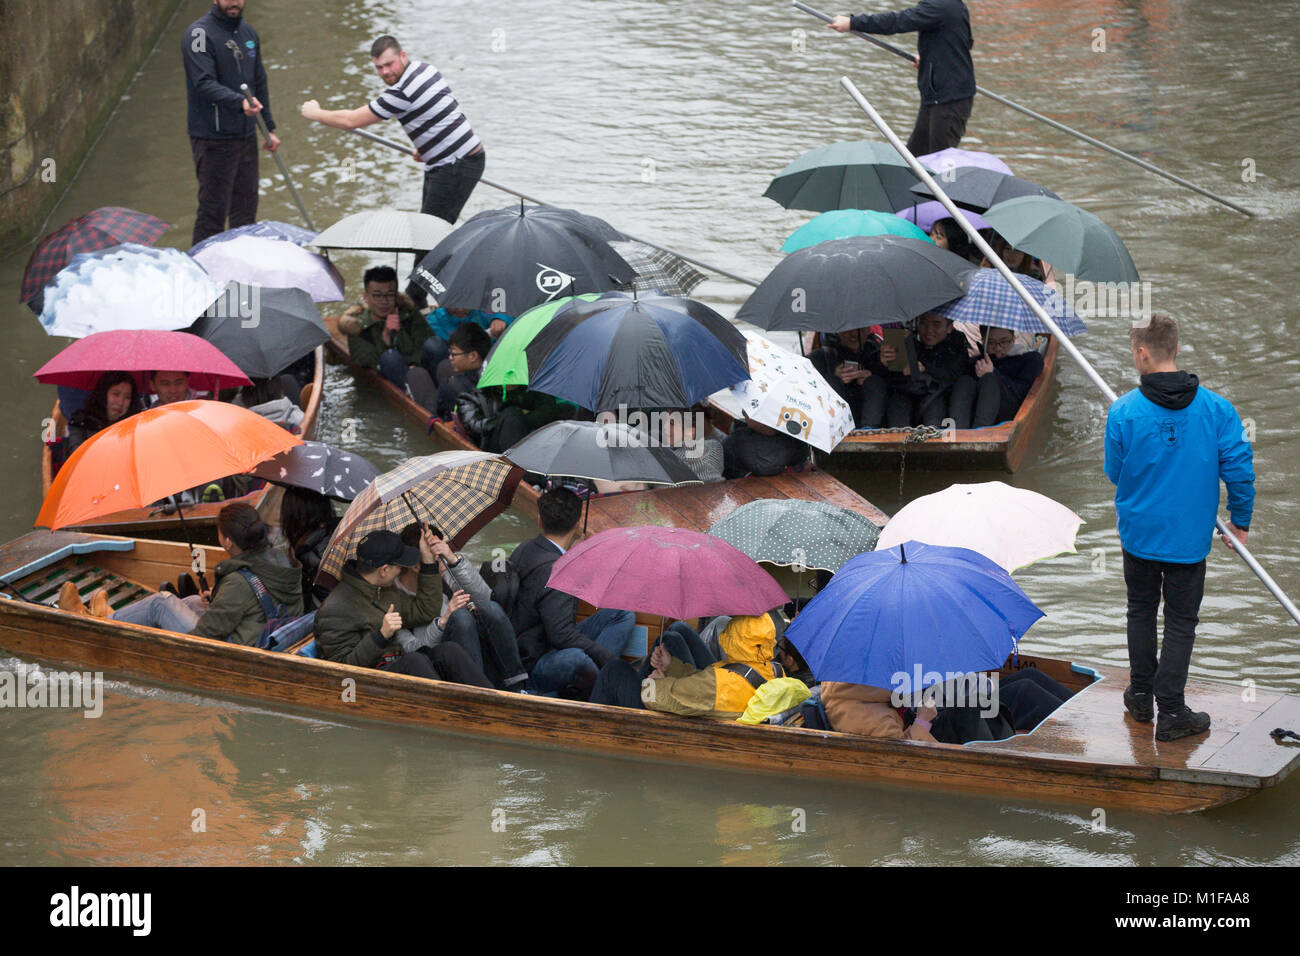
[356,530,420,569]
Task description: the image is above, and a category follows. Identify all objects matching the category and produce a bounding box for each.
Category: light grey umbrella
[503,420,701,485]
[311,210,450,253]
[709,498,881,572]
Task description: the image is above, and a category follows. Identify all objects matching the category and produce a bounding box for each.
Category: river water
[1,0,1297,864]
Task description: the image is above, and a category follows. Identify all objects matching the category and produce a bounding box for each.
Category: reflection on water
[1,0,1298,863]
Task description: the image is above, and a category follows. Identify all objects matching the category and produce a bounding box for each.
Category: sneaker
[1123,685,1154,723]
[1155,705,1212,742]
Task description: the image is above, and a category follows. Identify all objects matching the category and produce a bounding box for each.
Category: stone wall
[0,0,186,255]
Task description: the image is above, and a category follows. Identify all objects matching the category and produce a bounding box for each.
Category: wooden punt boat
[709,335,1060,473]
[38,347,326,538]
[2,529,1297,815]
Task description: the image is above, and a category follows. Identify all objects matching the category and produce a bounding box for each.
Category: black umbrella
[908,167,1061,213]
[503,420,702,485]
[249,441,382,501]
[736,236,977,333]
[409,203,637,316]
[187,282,330,379]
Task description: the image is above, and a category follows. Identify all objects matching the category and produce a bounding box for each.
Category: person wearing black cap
[314,527,492,686]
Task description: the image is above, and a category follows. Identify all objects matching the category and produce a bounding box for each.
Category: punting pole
[239,83,317,231]
[839,76,1298,627]
[347,127,762,288]
[794,2,1255,218]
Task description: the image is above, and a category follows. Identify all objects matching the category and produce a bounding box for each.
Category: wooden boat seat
[9,555,151,612]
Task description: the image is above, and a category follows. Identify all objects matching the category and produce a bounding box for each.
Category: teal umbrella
[708,499,881,572]
[982,196,1140,284]
[478,292,602,389]
[763,140,922,213]
[781,209,933,253]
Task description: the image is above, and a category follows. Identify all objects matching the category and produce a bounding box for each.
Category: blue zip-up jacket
[850,0,975,106]
[182,4,275,139]
[425,308,514,342]
[1104,372,1254,563]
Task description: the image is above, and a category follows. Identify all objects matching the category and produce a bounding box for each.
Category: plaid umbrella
[932,269,1087,336]
[21,206,170,311]
[609,241,708,297]
[316,451,522,586]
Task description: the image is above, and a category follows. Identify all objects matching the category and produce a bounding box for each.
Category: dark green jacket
[340,300,431,370]
[191,545,304,646]
[314,560,443,667]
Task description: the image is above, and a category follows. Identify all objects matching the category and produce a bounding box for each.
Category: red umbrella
[32,330,252,392]
[547,526,789,620]
[20,206,170,309]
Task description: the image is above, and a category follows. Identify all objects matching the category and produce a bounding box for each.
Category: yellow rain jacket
[644,613,782,720]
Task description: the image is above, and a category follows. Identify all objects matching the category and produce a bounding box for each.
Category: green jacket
[191,546,305,646]
[314,560,443,667]
[340,300,431,370]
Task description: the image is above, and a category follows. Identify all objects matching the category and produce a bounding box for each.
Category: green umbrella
[981,196,1140,284]
[478,292,602,389]
[708,499,881,572]
[763,140,923,213]
[781,209,933,253]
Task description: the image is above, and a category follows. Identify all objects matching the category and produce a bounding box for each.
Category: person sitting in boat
[232,377,305,433]
[881,312,978,429]
[809,326,891,428]
[61,504,305,645]
[388,524,530,691]
[980,233,1054,286]
[435,322,491,420]
[147,369,205,406]
[721,412,810,478]
[660,406,724,483]
[589,611,786,719]
[461,385,572,454]
[338,265,440,402]
[928,217,979,263]
[62,371,142,461]
[509,488,636,698]
[426,304,512,353]
[971,326,1044,427]
[314,528,493,687]
[280,487,339,611]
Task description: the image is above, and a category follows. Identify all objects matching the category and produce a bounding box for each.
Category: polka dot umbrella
[708,499,881,573]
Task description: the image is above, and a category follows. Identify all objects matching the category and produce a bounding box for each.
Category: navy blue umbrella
[524,291,748,412]
[785,541,1044,690]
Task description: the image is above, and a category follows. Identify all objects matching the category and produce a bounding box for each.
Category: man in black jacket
[509,489,635,698]
[884,313,977,428]
[182,0,280,244]
[830,1,976,155]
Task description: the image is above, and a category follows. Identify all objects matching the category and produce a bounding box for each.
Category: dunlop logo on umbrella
[535,264,575,299]
[413,267,446,296]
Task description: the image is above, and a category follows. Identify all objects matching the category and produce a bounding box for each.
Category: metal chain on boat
[855,424,948,500]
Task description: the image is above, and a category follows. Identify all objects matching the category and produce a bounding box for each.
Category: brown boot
[88,588,111,619]
[58,581,88,615]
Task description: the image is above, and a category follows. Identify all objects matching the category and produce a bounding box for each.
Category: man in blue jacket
[830,1,975,155]
[182,0,280,244]
[1104,314,1254,741]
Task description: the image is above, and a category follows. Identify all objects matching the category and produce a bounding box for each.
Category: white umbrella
[191,235,344,303]
[875,481,1083,573]
[311,210,450,253]
[728,329,854,453]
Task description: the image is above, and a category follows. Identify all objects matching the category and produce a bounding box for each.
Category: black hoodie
[182,3,275,139]
[1139,370,1199,411]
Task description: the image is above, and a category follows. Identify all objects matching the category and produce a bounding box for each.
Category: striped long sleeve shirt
[368,60,481,170]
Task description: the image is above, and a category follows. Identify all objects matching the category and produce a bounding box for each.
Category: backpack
[233,568,295,650]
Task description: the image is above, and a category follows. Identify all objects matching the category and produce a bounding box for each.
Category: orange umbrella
[36,400,303,530]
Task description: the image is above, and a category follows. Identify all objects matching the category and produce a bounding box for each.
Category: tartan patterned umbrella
[21,206,171,311]
[609,241,708,297]
[316,451,523,587]
[931,269,1087,337]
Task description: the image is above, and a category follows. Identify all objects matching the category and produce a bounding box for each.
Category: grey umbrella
[503,420,701,485]
[708,498,881,572]
[250,441,382,501]
[909,167,1060,213]
[980,196,1140,284]
[763,140,923,213]
[188,282,330,379]
[311,209,450,253]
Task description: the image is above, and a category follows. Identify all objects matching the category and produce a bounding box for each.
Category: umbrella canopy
[736,236,976,333]
[728,330,854,453]
[191,235,345,303]
[708,499,881,572]
[188,220,317,256]
[478,293,604,389]
[187,283,331,379]
[609,240,709,297]
[894,200,990,235]
[524,291,749,412]
[917,147,1013,177]
[410,204,636,315]
[503,420,701,485]
[249,441,382,501]
[780,209,932,253]
[763,140,922,213]
[981,196,1141,284]
[35,400,301,530]
[317,451,522,587]
[38,244,224,339]
[32,329,252,392]
[784,542,1044,689]
[21,206,170,310]
[311,209,450,253]
[548,526,789,620]
[910,168,1061,212]
[875,481,1082,573]
[931,269,1087,337]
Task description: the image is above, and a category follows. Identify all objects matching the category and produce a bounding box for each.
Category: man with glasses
[970,326,1044,426]
[435,323,491,420]
[337,265,440,407]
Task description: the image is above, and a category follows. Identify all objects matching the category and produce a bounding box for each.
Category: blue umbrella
[785,541,1044,690]
[188,220,317,256]
[931,269,1087,337]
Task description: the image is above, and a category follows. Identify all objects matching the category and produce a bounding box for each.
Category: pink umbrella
[548,526,789,620]
[33,329,252,392]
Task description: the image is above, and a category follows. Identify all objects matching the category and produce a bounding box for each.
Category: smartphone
[840,359,860,371]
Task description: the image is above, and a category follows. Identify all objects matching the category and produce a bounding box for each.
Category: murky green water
[1,0,1297,864]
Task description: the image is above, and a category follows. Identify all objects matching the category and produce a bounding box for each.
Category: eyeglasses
[447,349,468,359]
[368,290,398,300]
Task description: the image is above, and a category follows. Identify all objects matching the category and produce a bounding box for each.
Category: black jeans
[589,625,715,709]
[421,148,486,224]
[190,135,260,245]
[1123,550,1207,712]
[906,97,974,156]
[380,644,493,688]
[972,372,1020,427]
